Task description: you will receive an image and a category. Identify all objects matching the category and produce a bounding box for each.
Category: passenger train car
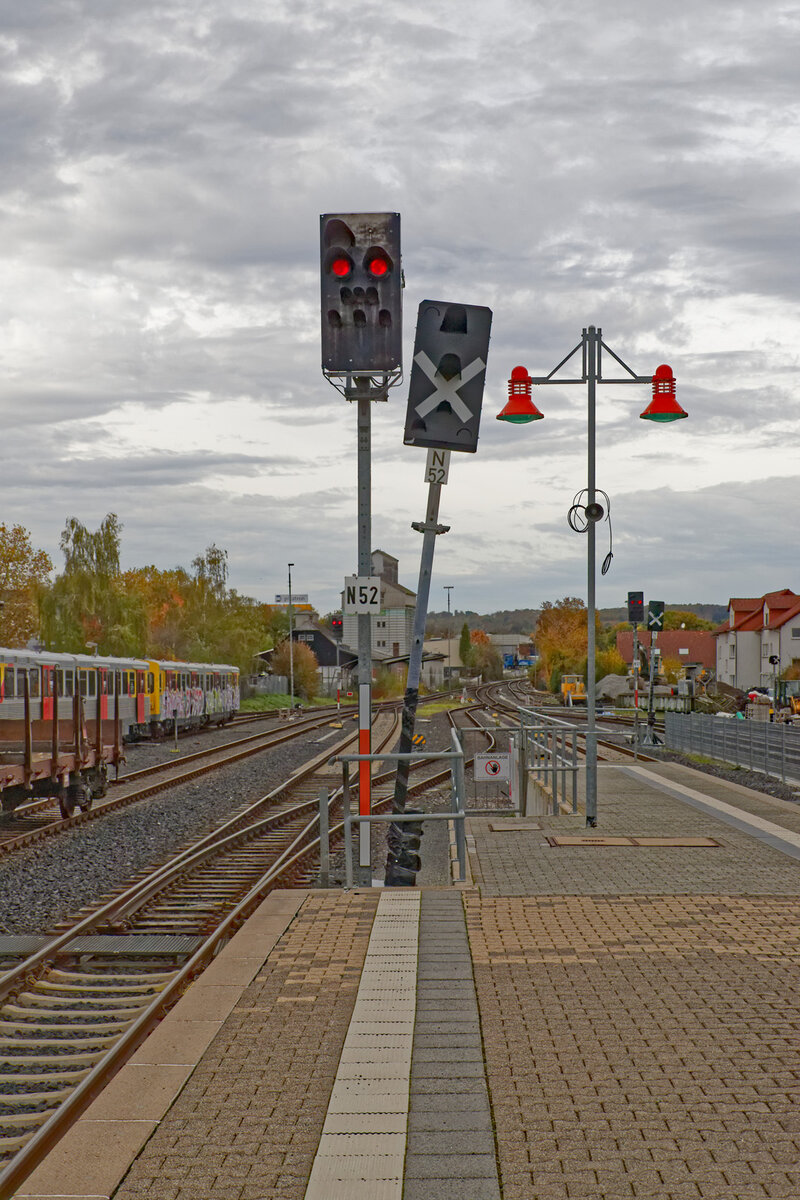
[0,648,239,815]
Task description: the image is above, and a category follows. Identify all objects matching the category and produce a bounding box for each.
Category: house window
[729,646,735,658]
[792,628,800,639]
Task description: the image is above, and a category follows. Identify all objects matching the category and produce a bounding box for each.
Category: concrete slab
[17,1118,157,1198]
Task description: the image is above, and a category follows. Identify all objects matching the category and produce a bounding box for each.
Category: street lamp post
[444,585,454,692]
[497,326,686,827]
[287,563,295,717]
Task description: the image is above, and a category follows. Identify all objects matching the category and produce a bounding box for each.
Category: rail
[665,711,800,785]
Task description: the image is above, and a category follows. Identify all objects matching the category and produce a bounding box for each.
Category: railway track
[0,709,355,857]
[472,680,661,764]
[0,694,470,1194]
[0,708,403,1193]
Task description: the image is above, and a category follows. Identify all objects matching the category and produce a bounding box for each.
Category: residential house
[714,589,800,690]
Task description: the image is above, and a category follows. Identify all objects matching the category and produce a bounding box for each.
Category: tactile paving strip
[304,890,420,1200]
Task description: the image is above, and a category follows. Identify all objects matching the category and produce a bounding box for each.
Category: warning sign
[474,752,511,781]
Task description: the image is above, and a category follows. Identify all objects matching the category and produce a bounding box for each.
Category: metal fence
[517,708,580,816]
[665,712,800,784]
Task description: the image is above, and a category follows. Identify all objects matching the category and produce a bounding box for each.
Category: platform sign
[424,448,451,485]
[475,751,511,780]
[343,576,382,614]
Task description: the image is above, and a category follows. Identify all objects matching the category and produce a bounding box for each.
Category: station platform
[17,757,800,1200]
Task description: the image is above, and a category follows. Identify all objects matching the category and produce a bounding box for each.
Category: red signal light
[331,257,351,277]
[367,257,389,277]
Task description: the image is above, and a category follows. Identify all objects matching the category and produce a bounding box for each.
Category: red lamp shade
[497,366,544,424]
[640,364,687,422]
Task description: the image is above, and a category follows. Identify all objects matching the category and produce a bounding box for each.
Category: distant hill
[426,603,726,636]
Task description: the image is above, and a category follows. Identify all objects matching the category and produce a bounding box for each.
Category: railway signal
[627,591,644,624]
[320,212,402,373]
[404,300,493,453]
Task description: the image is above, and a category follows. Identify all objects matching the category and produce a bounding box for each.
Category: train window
[79,670,87,696]
[121,673,129,696]
[147,672,155,693]
[3,668,15,699]
[88,671,96,697]
[61,669,74,697]
[129,671,135,694]
[42,668,53,698]
[136,670,145,694]
[29,669,39,698]
[166,671,174,688]
[100,673,108,695]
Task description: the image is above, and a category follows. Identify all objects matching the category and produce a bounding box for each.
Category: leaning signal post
[387,301,493,883]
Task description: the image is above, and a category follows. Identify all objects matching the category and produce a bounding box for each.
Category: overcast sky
[2,0,799,618]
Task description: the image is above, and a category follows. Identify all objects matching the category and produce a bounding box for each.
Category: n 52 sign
[343,576,382,614]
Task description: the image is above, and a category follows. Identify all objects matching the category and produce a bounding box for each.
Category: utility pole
[444,585,454,691]
[287,563,295,716]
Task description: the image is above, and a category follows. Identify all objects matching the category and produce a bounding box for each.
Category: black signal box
[627,591,644,624]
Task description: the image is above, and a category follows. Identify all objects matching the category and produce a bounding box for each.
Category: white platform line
[304,891,420,1200]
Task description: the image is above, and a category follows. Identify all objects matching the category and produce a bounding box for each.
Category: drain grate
[546,835,720,848]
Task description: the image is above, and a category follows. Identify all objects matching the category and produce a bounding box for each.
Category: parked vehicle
[0,648,239,815]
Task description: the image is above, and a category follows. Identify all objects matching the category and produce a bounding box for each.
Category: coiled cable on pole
[566,488,614,575]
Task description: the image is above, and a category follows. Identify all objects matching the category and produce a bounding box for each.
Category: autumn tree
[535,597,601,691]
[0,524,53,647]
[595,647,628,678]
[662,610,715,631]
[39,514,146,656]
[271,640,319,701]
[469,629,503,681]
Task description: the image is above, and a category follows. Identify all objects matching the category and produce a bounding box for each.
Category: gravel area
[658,748,800,804]
[0,721,333,937]
[0,708,489,936]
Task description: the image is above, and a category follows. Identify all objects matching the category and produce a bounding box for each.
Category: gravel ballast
[0,721,335,937]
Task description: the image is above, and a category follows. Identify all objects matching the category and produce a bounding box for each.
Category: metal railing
[665,712,800,784]
[333,728,467,886]
[517,708,579,816]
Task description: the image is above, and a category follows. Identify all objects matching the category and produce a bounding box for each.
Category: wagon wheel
[59,782,91,819]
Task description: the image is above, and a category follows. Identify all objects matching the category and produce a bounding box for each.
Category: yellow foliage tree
[0,523,53,647]
[535,597,600,686]
[271,640,319,701]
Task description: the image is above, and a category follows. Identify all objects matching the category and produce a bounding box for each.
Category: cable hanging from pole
[566,488,614,575]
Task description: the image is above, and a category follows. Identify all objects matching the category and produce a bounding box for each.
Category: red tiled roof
[616,630,716,669]
[767,599,800,629]
[720,590,800,634]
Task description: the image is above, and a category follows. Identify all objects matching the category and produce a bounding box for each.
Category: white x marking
[413,350,486,424]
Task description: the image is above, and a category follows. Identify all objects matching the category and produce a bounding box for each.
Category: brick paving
[471,763,800,894]
[100,759,800,1200]
[113,891,379,1200]
[464,762,800,1199]
[466,893,800,1199]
